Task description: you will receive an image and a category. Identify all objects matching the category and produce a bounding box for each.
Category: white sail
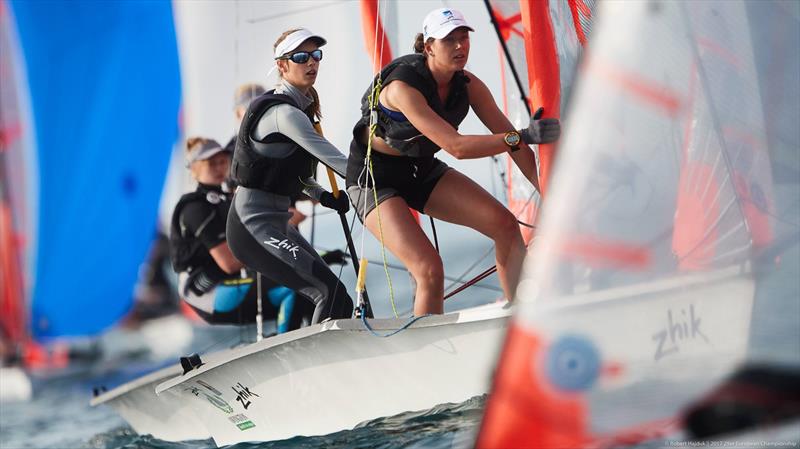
[478,1,798,446]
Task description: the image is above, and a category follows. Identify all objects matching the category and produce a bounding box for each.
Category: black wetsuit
[170,183,310,328]
[345,53,470,215]
[226,81,354,324]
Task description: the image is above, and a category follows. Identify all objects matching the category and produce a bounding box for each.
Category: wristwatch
[503,131,521,152]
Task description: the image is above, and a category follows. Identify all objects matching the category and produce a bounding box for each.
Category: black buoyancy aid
[231,90,317,197]
[169,188,230,276]
[354,54,471,158]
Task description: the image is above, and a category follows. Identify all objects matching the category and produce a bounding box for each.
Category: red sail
[478,0,596,446]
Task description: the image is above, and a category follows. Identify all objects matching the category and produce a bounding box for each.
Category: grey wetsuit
[227,81,353,324]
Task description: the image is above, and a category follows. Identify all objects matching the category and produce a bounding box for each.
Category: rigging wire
[443,244,497,293]
[481,0,532,116]
[673,3,770,265]
[356,257,503,292]
[233,0,265,343]
[444,265,497,300]
[492,155,508,203]
[429,216,440,253]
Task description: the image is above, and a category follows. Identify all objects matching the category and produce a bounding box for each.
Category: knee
[412,256,444,287]
[491,210,521,241]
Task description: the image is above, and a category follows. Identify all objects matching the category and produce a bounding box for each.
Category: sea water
[0,361,483,449]
[2,242,798,449]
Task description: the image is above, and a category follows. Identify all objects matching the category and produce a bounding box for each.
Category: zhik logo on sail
[265,237,300,259]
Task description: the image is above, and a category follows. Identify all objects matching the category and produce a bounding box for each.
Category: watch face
[505,132,521,146]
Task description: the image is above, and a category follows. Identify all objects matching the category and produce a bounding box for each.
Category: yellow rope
[364,77,398,318]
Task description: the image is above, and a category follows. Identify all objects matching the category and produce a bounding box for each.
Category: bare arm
[208,242,243,274]
[465,71,540,190]
[383,81,509,160]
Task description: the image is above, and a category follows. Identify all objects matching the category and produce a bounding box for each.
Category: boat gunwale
[154,301,513,394]
[89,363,184,406]
[519,263,752,313]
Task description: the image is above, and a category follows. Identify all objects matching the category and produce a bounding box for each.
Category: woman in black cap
[170,137,309,331]
[227,28,354,324]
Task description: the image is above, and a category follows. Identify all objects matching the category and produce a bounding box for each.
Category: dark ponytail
[413,33,425,53]
[307,86,321,121]
[413,33,435,55]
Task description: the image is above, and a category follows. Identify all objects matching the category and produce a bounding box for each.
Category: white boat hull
[95,268,754,446]
[91,364,211,441]
[0,366,32,403]
[154,302,511,446]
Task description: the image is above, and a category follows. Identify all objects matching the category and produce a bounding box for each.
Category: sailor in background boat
[346,8,561,315]
[170,137,311,331]
[224,83,266,154]
[226,28,354,325]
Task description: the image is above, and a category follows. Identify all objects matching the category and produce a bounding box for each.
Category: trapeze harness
[226,81,354,325]
[345,53,471,214]
[170,183,304,330]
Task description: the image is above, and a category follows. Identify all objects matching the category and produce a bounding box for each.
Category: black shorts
[345,139,450,217]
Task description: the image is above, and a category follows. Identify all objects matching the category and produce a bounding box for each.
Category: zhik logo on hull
[265,237,300,259]
[651,304,709,361]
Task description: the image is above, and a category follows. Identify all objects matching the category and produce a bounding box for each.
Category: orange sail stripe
[559,235,652,270]
[590,58,684,117]
[698,37,743,69]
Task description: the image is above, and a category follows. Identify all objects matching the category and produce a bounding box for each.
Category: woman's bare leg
[424,170,526,300]
[364,196,444,315]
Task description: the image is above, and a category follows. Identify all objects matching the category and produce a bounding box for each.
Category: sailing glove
[320,191,350,214]
[321,249,348,266]
[519,107,561,144]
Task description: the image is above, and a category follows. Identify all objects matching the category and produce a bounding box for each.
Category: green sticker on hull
[236,421,255,430]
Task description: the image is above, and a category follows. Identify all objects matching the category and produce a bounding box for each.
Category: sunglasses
[277,49,323,64]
